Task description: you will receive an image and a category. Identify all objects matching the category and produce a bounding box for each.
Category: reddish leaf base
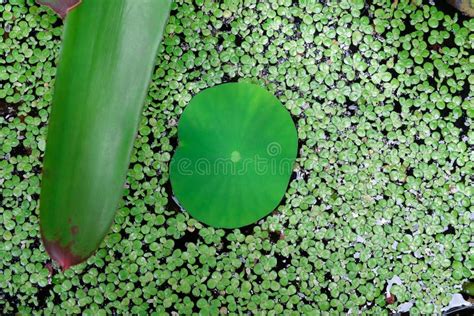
[45,262,55,276]
[386,293,396,305]
[36,0,82,19]
[42,237,84,271]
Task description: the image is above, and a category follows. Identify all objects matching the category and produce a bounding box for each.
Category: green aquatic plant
[463,281,474,296]
[0,0,473,314]
[39,0,172,269]
[170,83,298,228]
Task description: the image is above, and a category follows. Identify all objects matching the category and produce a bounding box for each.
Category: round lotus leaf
[170,83,298,228]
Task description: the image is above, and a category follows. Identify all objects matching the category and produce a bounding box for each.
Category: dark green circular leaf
[170,83,297,228]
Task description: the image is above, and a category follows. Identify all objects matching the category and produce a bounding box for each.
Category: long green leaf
[40,0,172,270]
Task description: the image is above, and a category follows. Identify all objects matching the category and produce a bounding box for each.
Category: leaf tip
[36,0,82,19]
[42,236,84,271]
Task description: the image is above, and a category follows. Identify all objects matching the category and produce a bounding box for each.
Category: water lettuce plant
[39,0,172,269]
[170,83,297,228]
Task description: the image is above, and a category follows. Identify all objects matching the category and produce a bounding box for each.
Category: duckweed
[0,0,473,314]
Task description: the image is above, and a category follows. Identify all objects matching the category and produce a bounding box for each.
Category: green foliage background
[1,0,473,314]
